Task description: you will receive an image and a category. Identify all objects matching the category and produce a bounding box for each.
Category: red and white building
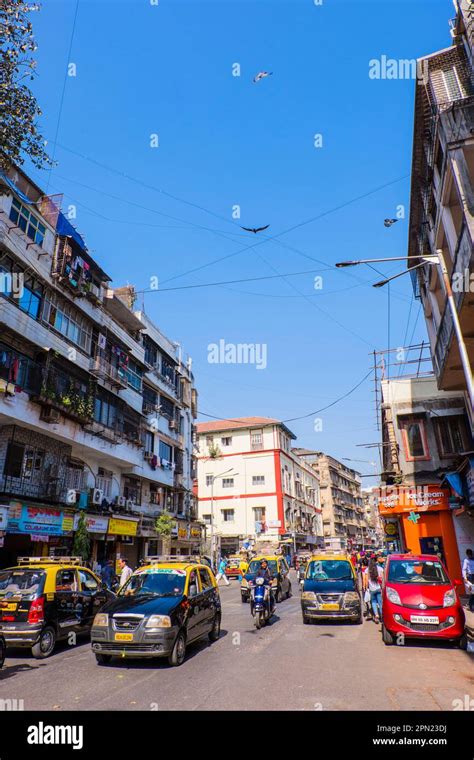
[196,417,323,554]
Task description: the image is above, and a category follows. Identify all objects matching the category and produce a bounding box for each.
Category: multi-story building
[196,418,323,555]
[361,488,384,547]
[0,164,201,569]
[407,0,473,429]
[378,374,473,580]
[295,450,366,550]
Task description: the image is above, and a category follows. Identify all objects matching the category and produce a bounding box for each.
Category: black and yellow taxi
[301,552,362,624]
[240,555,292,603]
[91,556,222,667]
[0,556,115,658]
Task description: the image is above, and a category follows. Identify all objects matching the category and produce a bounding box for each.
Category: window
[3,442,25,478]
[160,395,175,419]
[198,567,214,590]
[143,335,158,367]
[253,506,266,522]
[250,429,263,450]
[56,569,78,592]
[205,475,213,487]
[126,359,143,392]
[206,435,214,447]
[145,431,154,454]
[400,419,430,461]
[221,436,232,447]
[0,257,43,319]
[441,66,465,101]
[202,514,212,525]
[79,569,98,592]
[159,440,172,463]
[252,475,265,486]
[222,478,234,488]
[42,293,92,352]
[434,416,467,457]
[96,468,112,498]
[94,392,118,429]
[9,197,46,247]
[221,509,234,522]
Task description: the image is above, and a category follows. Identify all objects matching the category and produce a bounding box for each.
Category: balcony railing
[89,356,128,389]
[35,366,95,424]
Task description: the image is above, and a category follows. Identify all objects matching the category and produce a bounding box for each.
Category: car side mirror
[454,578,463,587]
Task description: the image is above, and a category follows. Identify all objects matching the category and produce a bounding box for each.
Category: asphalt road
[1,573,473,711]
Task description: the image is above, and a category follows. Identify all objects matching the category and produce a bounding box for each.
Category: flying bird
[253,71,272,83]
[384,218,399,228]
[240,225,270,234]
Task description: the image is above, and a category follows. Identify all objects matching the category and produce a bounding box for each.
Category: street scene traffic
[0,0,473,742]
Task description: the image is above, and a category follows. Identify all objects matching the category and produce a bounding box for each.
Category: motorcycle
[250,577,275,629]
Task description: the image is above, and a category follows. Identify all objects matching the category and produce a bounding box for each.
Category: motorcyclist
[255,559,275,612]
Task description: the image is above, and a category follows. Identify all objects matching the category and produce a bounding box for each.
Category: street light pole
[335,255,474,412]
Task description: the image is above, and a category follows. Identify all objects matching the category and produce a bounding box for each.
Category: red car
[381,553,466,648]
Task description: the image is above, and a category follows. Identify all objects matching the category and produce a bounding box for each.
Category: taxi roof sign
[17,556,83,566]
[142,555,200,565]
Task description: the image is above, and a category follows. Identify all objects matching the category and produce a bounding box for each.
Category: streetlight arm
[336,256,438,267]
[372,260,429,288]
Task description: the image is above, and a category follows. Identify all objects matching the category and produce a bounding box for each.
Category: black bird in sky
[240,225,270,234]
[384,218,399,228]
[253,71,272,83]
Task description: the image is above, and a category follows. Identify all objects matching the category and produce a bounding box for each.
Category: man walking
[215,556,230,586]
[118,558,133,590]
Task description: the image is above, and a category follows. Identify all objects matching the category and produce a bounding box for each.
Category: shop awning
[442,471,464,499]
[0,172,36,205]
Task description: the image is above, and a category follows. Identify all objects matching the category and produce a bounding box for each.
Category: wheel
[382,625,395,645]
[287,583,292,599]
[254,611,263,630]
[455,633,468,650]
[275,587,283,603]
[302,615,310,625]
[352,613,363,625]
[168,630,186,666]
[95,653,112,665]
[208,614,221,642]
[31,626,56,659]
[0,638,5,669]
[241,594,248,603]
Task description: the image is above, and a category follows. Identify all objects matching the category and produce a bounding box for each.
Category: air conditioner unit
[169,420,178,431]
[40,406,61,424]
[90,488,104,506]
[66,489,77,505]
[115,496,126,507]
[126,499,135,510]
[144,450,154,461]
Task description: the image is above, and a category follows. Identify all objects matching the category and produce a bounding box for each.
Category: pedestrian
[366,556,384,624]
[215,556,230,586]
[462,548,474,612]
[118,558,133,589]
[238,556,249,581]
[101,559,114,589]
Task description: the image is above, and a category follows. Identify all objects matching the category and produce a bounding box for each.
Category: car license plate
[114,633,133,641]
[0,603,17,612]
[320,603,339,611]
[410,615,439,625]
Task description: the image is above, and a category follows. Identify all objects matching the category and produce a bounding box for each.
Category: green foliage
[73,511,90,562]
[155,513,175,538]
[0,1,52,170]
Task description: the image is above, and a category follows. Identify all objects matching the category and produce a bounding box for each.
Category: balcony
[89,356,128,389]
[34,366,95,425]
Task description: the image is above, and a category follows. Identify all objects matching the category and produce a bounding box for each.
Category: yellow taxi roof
[309,552,350,562]
[138,562,196,572]
[250,555,283,562]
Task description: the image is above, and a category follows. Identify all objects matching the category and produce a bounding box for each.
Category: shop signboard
[0,506,9,531]
[7,503,64,536]
[190,526,201,538]
[377,485,450,515]
[73,513,109,534]
[108,516,139,537]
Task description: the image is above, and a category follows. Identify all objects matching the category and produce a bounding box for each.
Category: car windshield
[387,559,450,584]
[0,569,45,598]
[306,560,353,581]
[248,560,278,574]
[119,569,187,597]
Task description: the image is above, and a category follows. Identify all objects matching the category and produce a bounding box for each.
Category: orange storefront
[378,485,463,582]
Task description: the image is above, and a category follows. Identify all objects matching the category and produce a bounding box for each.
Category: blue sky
[24,0,452,480]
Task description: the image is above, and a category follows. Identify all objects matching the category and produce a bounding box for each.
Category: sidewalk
[461,596,474,640]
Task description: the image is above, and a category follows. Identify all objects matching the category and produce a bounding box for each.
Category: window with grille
[252,475,265,486]
[222,478,234,488]
[434,415,467,457]
[9,197,46,246]
[250,429,263,450]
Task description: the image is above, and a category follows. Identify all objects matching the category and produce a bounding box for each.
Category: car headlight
[145,615,172,629]
[386,587,401,605]
[93,613,109,627]
[443,589,456,608]
[301,591,316,601]
[344,592,359,603]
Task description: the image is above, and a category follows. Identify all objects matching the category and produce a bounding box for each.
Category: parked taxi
[91,556,222,666]
[0,557,114,658]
